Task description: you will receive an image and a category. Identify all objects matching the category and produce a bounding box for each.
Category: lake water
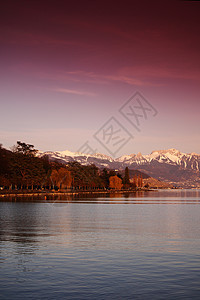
[1,189,200,299]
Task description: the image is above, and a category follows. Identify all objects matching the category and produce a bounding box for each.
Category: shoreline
[0,188,153,198]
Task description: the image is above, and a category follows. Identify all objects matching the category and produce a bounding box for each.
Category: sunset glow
[0,0,200,155]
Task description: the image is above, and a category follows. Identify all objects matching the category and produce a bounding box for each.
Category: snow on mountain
[91,153,114,162]
[116,148,200,169]
[39,149,114,168]
[39,148,200,187]
[41,150,113,160]
[116,153,136,163]
[40,148,200,171]
[116,149,200,188]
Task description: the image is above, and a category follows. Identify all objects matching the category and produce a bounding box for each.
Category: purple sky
[0,0,200,156]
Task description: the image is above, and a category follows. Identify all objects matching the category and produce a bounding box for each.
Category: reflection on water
[0,190,200,299]
[1,189,200,204]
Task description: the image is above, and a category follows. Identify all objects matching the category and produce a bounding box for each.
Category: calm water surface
[0,189,200,299]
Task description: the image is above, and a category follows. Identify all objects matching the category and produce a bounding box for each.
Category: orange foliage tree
[138,175,143,187]
[50,167,72,190]
[132,175,143,188]
[109,175,122,190]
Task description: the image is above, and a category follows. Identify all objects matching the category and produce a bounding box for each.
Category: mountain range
[39,148,200,188]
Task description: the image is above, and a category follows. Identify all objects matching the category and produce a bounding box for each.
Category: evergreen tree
[123,167,130,188]
[100,168,110,189]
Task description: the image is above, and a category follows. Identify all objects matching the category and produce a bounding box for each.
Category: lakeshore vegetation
[0,142,144,192]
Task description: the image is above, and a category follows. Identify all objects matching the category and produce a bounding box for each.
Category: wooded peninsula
[0,141,147,194]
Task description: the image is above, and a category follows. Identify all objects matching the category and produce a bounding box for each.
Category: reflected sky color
[1,190,200,298]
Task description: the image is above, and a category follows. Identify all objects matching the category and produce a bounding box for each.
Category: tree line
[0,142,143,191]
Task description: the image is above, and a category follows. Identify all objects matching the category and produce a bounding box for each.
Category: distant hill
[119,169,150,179]
[39,148,200,188]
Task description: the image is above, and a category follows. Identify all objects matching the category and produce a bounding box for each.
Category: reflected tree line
[0,142,144,191]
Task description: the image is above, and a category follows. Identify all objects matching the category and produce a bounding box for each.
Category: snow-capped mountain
[39,150,115,169]
[116,149,200,188]
[117,148,200,170]
[39,148,200,187]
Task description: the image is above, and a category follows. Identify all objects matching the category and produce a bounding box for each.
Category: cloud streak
[51,87,96,97]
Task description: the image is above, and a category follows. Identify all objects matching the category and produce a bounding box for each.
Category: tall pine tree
[123,167,130,185]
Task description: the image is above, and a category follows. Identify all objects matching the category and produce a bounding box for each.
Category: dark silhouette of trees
[0,142,145,192]
[100,169,123,189]
[9,142,46,189]
[0,142,51,190]
[0,145,10,177]
[124,167,130,184]
[10,151,46,189]
[68,162,104,190]
[0,145,12,188]
[12,141,38,156]
[100,168,110,188]
[123,167,130,188]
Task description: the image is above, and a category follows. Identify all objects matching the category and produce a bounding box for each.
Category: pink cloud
[50,87,96,97]
[62,70,163,86]
[120,66,200,81]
